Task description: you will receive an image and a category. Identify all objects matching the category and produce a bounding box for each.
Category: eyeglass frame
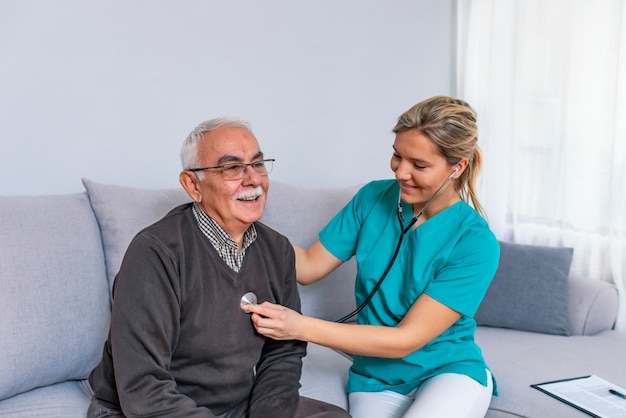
[187,158,275,180]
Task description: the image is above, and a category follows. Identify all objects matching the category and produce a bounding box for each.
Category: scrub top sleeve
[319,182,378,262]
[425,228,500,317]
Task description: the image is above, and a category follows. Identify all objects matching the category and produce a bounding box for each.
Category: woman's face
[390,129,459,211]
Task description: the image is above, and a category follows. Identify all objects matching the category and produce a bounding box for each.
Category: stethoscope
[240,168,459,323]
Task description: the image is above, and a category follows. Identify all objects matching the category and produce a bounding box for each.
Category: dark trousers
[87,396,351,418]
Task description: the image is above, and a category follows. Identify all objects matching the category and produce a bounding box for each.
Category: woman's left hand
[244,301,305,340]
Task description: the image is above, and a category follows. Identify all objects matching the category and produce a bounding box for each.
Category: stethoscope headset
[240,166,461,323]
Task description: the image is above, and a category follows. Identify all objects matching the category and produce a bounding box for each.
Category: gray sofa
[1,179,624,417]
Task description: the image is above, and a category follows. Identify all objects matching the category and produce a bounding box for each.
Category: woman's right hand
[244,301,305,341]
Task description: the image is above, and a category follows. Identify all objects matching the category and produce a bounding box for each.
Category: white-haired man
[88,118,350,418]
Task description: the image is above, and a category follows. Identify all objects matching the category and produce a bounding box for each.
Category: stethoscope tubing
[334,170,457,323]
[335,229,407,323]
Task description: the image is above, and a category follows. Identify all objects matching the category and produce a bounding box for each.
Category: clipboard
[531,375,599,417]
[531,375,626,418]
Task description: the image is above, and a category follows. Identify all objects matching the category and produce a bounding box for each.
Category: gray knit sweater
[89,203,305,417]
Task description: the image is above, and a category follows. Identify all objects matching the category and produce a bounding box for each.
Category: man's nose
[241,165,262,183]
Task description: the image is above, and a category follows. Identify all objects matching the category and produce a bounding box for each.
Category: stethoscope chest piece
[240,292,257,312]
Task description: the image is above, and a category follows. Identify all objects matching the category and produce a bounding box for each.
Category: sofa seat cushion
[0,194,110,401]
[477,326,626,417]
[0,379,92,418]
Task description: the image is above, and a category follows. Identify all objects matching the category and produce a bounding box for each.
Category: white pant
[348,370,493,418]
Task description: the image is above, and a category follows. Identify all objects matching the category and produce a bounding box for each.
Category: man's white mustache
[233,186,264,201]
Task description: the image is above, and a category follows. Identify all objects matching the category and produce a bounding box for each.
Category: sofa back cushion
[261,181,360,321]
[82,179,360,322]
[0,193,110,401]
[475,241,574,335]
[82,179,191,294]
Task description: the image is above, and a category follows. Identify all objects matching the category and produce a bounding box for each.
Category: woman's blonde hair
[393,95,487,218]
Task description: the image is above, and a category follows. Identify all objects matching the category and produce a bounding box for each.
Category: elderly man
[87,118,350,418]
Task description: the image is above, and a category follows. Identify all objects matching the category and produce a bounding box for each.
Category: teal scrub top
[319,180,500,395]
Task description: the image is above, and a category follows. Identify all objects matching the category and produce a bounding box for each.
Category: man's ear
[179,171,202,203]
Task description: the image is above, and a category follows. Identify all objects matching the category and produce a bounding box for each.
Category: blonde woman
[245,96,500,418]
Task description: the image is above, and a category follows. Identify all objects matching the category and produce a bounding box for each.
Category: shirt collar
[192,202,258,253]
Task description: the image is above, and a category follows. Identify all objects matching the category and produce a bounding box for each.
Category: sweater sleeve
[247,237,306,418]
[110,233,218,418]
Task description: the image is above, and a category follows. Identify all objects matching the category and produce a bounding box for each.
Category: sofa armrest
[568,276,619,336]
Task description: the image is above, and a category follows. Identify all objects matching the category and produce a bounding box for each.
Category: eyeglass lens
[222,160,273,179]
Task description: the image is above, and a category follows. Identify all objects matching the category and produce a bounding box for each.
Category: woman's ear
[179,171,202,203]
[453,158,470,178]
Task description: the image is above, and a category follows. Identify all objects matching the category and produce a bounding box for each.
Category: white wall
[0,0,455,195]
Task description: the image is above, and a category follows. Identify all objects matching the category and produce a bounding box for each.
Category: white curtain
[457,0,626,330]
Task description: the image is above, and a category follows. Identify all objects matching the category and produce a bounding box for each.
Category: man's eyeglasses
[187,159,275,180]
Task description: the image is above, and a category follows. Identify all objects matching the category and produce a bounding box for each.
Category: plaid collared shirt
[191,202,257,272]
